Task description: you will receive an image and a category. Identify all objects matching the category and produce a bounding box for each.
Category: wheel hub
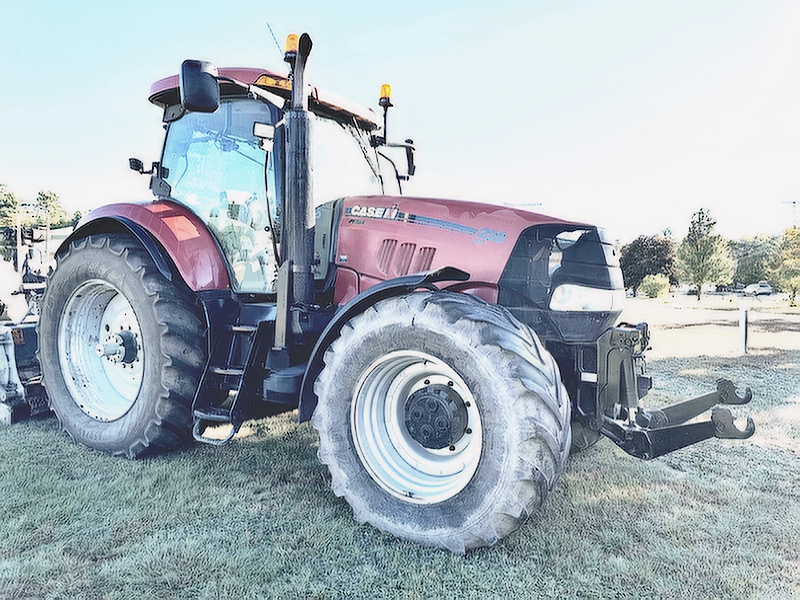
[95,330,139,364]
[350,350,483,505]
[404,384,467,449]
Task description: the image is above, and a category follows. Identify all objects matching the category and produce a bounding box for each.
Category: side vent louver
[413,247,436,273]
[394,243,417,276]
[377,241,437,277]
[377,239,398,276]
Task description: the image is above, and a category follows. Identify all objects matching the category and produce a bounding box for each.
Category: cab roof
[149,67,380,130]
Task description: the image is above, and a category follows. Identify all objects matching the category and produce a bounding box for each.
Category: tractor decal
[345,204,507,245]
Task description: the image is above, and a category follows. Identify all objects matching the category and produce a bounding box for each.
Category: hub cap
[58,279,144,421]
[351,350,482,504]
[404,384,468,450]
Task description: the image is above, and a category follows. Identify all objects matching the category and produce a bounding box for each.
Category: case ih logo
[349,204,400,220]
[346,204,507,245]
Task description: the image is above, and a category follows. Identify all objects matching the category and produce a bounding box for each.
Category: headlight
[549,284,626,312]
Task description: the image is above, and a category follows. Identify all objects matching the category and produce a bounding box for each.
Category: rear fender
[60,201,230,291]
[297,266,470,423]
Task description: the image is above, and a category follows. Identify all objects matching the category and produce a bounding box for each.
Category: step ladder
[192,322,271,445]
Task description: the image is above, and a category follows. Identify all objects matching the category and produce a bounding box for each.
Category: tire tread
[39,233,204,459]
[314,291,571,552]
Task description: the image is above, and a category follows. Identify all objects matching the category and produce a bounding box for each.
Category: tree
[34,190,71,229]
[0,183,19,228]
[0,184,21,262]
[729,235,780,285]
[619,234,677,295]
[771,227,800,306]
[677,208,734,300]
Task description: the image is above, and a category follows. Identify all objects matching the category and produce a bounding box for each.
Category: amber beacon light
[284,33,299,63]
[379,83,393,108]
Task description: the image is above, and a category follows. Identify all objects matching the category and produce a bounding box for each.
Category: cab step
[192,320,273,446]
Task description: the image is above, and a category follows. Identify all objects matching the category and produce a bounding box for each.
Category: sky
[2,0,799,243]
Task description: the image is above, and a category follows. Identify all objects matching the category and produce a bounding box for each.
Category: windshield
[160,97,384,293]
[312,115,382,202]
[161,98,280,293]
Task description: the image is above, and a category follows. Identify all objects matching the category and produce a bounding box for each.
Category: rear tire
[313,292,571,553]
[38,233,205,458]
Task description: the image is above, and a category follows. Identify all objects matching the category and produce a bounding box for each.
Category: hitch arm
[637,379,753,429]
[601,407,755,460]
[593,324,756,459]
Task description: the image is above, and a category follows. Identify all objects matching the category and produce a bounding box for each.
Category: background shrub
[640,273,669,298]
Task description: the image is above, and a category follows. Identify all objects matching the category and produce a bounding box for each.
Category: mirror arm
[382,140,416,179]
[217,76,287,108]
[128,158,163,176]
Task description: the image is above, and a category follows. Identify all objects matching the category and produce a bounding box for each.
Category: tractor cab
[145,68,388,294]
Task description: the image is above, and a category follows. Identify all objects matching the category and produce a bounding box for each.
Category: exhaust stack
[283,33,315,307]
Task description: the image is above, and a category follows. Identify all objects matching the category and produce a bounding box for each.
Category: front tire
[569,420,603,453]
[313,292,571,553]
[38,233,205,458]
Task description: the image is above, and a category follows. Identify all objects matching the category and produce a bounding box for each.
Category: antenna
[266,22,283,58]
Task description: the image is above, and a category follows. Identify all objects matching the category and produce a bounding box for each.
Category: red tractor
[32,34,754,552]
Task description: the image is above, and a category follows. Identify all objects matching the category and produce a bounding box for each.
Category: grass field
[1,294,799,600]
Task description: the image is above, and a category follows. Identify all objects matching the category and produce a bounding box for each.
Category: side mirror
[129,157,144,172]
[253,122,275,152]
[180,59,220,113]
[404,139,416,177]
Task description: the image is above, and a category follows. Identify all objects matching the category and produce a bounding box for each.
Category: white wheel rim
[58,279,144,421]
[351,350,482,505]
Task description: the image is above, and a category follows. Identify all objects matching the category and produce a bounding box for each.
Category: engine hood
[332,195,585,305]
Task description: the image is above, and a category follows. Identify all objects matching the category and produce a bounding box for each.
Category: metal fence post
[739,298,750,355]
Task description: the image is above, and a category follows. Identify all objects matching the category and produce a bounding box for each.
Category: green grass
[1,349,799,600]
